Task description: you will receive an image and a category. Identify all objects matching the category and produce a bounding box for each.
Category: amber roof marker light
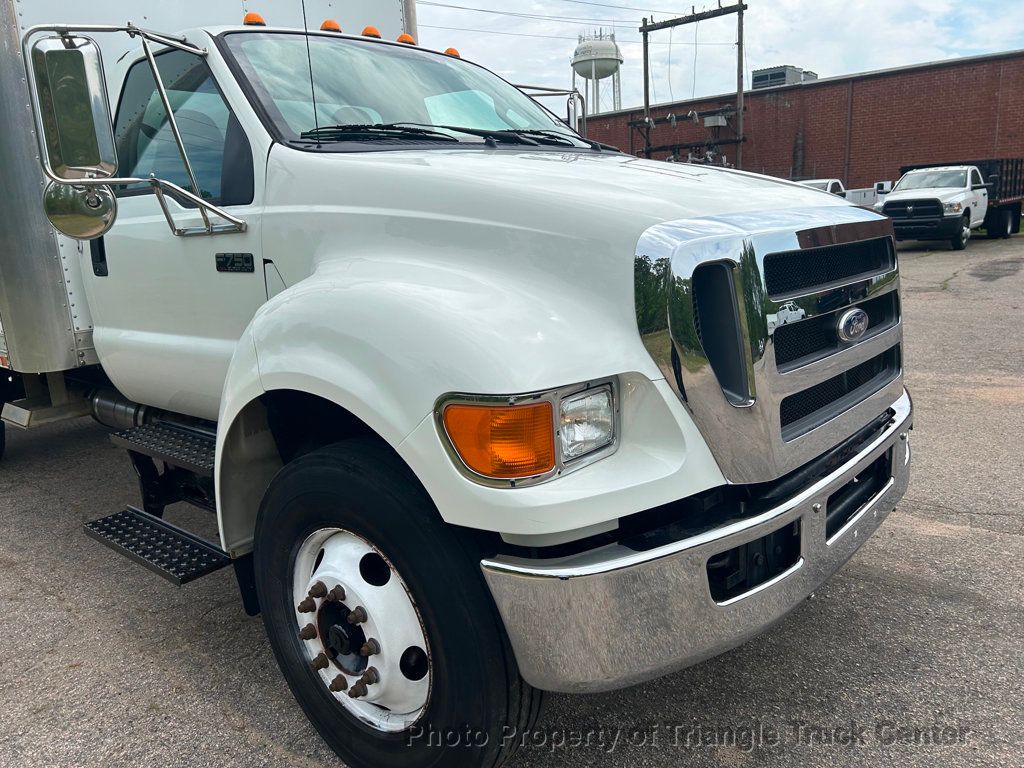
[444,47,461,58]
[362,26,382,39]
[243,12,266,26]
[397,33,417,45]
[320,19,341,32]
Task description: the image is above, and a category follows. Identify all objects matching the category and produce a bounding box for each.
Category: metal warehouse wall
[585,50,1024,188]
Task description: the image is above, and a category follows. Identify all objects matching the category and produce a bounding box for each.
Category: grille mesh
[764,237,895,298]
[773,292,900,369]
[780,346,900,438]
[882,199,943,218]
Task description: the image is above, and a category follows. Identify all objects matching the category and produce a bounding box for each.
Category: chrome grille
[779,346,901,440]
[634,206,905,484]
[773,291,900,371]
[763,236,895,298]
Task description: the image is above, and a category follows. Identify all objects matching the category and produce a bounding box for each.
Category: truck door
[85,48,265,420]
[970,167,988,223]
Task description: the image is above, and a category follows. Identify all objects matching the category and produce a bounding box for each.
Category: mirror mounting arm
[23,24,244,238]
[138,34,211,231]
[32,23,208,57]
[49,175,246,237]
[145,176,247,237]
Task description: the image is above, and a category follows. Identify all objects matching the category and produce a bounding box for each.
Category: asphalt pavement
[1,235,1021,767]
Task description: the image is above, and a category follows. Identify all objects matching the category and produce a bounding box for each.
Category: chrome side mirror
[42,182,117,240]
[30,34,117,180]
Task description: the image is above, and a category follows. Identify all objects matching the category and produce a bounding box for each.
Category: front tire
[254,438,541,768]
[951,213,971,250]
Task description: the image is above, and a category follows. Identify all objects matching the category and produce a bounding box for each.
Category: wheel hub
[318,601,367,675]
[292,528,431,732]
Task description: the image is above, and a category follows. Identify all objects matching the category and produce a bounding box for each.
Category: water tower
[572,31,623,114]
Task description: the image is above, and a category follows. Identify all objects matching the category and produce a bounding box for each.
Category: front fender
[215,255,668,552]
[253,255,655,433]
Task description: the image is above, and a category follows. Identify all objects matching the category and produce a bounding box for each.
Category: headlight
[943,201,963,214]
[559,385,614,461]
[438,380,617,486]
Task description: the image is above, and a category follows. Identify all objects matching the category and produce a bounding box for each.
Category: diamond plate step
[111,422,215,477]
[84,507,230,586]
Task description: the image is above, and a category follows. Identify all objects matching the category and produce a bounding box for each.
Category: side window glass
[114,50,251,205]
[971,169,983,187]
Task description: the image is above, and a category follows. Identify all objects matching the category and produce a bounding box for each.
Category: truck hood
[316,148,847,227]
[266,146,853,285]
[261,146,865,399]
[882,186,967,203]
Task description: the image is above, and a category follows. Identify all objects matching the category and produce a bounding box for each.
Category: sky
[415,0,1024,113]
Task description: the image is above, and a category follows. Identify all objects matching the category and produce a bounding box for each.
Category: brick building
[584,49,1024,189]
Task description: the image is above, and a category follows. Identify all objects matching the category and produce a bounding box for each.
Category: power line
[420,23,587,41]
[419,1,641,27]
[552,0,693,14]
[421,23,733,45]
[691,20,699,98]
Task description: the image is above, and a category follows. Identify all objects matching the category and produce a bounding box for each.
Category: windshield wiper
[389,123,540,146]
[505,129,582,147]
[296,124,460,143]
[508,129,618,152]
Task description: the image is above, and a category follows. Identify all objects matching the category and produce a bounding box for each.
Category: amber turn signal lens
[443,402,555,479]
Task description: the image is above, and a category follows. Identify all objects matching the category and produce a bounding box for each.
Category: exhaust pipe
[90,389,150,430]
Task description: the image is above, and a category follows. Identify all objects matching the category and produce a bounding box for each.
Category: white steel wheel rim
[292,528,431,732]
[963,221,971,241]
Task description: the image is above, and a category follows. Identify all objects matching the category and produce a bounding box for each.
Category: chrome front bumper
[481,390,912,693]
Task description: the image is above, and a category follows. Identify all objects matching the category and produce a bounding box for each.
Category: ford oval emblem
[837,308,870,343]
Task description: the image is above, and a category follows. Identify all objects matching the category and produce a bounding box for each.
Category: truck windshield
[221,32,587,148]
[894,170,967,190]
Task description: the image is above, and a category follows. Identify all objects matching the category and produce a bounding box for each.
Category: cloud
[416,0,1024,111]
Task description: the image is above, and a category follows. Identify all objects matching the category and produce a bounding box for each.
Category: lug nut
[297,597,317,613]
[347,606,368,625]
[348,682,368,699]
[308,582,328,599]
[359,667,380,686]
[359,639,381,657]
[329,674,348,692]
[298,623,317,641]
[311,652,330,671]
[326,585,346,602]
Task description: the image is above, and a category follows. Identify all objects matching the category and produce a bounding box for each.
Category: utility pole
[642,17,651,157]
[736,3,744,169]
[639,3,748,163]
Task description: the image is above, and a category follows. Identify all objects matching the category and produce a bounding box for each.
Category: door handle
[90,237,108,277]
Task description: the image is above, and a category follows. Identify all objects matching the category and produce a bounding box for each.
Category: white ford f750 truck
[2,2,912,766]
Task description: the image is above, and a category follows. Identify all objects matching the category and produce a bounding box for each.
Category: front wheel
[951,214,971,250]
[254,438,541,768]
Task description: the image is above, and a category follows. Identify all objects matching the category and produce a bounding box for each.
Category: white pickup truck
[876,165,990,249]
[2,5,913,766]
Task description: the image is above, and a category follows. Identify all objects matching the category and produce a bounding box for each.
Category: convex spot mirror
[30,34,117,180]
[42,182,117,240]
